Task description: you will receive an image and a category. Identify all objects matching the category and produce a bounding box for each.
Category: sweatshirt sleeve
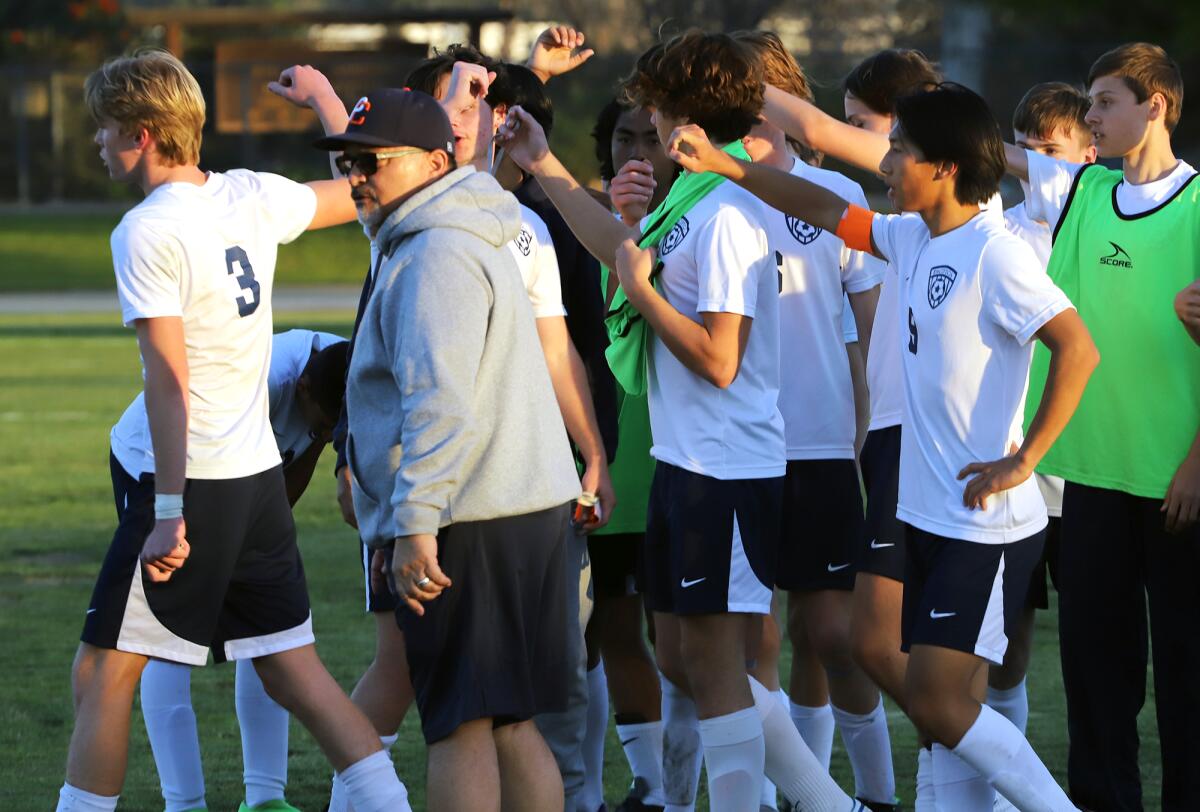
[381,240,491,537]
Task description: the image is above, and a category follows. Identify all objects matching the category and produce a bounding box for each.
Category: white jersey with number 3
[109,170,318,480]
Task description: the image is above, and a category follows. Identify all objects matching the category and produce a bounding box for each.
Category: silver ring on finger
[416,576,431,587]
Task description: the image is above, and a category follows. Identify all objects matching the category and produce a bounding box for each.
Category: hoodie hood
[375,166,520,257]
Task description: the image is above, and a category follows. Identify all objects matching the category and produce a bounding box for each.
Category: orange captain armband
[835,204,875,254]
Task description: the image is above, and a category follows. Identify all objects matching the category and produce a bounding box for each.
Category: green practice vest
[1025,163,1200,498]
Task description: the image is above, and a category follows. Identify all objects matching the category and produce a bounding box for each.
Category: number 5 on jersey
[225,246,260,317]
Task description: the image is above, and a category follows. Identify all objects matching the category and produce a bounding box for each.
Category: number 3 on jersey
[225,246,260,317]
[907,306,918,354]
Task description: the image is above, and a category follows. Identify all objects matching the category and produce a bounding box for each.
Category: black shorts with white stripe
[82,453,313,665]
[900,523,1044,665]
[857,424,906,581]
[362,540,399,613]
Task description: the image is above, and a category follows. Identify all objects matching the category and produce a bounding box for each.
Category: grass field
[0,213,370,292]
[0,310,1164,810]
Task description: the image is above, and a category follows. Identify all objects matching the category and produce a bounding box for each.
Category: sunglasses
[336,148,426,177]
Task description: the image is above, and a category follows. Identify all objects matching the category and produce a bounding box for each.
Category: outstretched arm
[268,65,350,178]
[763,85,887,174]
[668,123,858,242]
[497,106,636,268]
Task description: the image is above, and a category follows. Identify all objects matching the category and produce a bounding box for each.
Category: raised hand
[267,64,338,109]
[667,124,736,177]
[443,61,496,119]
[527,25,595,83]
[610,158,657,225]
[495,105,550,171]
[141,518,190,582]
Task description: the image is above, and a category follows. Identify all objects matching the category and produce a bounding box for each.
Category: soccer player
[734,30,897,811]
[1003,43,1200,810]
[136,330,347,812]
[990,81,1096,739]
[667,80,1097,810]
[499,30,867,812]
[59,50,410,812]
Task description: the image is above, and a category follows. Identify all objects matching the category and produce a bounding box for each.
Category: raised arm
[526,25,594,83]
[763,85,888,174]
[498,106,636,269]
[668,123,855,238]
[268,65,350,179]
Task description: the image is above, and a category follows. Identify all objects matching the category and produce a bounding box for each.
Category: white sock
[953,705,1075,811]
[788,701,834,771]
[616,719,667,805]
[832,697,896,804]
[580,663,608,811]
[56,784,119,812]
[235,658,290,807]
[915,747,936,812]
[140,659,206,812]
[932,743,993,809]
[329,734,397,812]
[760,775,779,810]
[338,749,410,812]
[749,676,852,810]
[698,707,764,812]
[986,678,1029,735]
[661,674,703,812]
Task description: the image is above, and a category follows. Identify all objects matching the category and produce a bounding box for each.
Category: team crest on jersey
[658,217,690,257]
[927,265,957,309]
[349,97,371,126]
[515,227,533,256]
[785,215,822,245]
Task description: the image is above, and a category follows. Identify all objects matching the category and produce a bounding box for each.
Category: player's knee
[71,646,143,707]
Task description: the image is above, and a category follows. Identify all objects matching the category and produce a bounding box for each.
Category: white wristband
[155,493,184,520]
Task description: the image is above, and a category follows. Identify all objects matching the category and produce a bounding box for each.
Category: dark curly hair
[843,49,941,116]
[621,31,763,144]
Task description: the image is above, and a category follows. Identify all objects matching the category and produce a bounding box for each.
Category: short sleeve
[694,205,770,317]
[841,184,886,293]
[980,237,1073,345]
[1025,151,1085,231]
[251,171,319,245]
[529,220,567,319]
[111,219,183,327]
[841,295,859,343]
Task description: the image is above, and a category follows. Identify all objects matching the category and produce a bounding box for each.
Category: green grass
[0,311,1163,809]
[0,213,370,292]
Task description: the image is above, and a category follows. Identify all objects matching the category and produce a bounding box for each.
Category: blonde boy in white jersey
[57,50,410,812]
[669,81,1097,811]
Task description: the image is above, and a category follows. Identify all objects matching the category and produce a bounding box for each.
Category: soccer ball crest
[659,217,690,256]
[515,227,533,257]
[927,265,957,309]
[785,215,822,245]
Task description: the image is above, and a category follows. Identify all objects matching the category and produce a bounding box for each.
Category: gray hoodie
[346,166,580,548]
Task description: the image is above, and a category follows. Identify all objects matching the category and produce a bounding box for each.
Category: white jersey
[269,329,345,465]
[1004,200,1063,517]
[641,181,785,480]
[769,159,884,460]
[507,205,567,319]
[109,170,317,479]
[867,194,1004,432]
[113,328,343,477]
[871,211,1071,543]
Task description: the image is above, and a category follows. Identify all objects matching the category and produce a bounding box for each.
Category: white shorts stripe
[726,515,773,615]
[974,553,1009,664]
[116,560,209,666]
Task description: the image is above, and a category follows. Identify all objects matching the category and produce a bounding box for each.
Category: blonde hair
[734,30,820,163]
[85,49,205,166]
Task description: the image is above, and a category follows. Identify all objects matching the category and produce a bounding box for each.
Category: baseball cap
[314,88,455,154]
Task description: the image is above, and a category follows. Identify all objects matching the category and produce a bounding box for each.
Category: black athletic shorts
[857,425,905,581]
[1024,516,1061,611]
[83,453,313,665]
[900,523,1044,665]
[390,504,572,745]
[643,461,781,616]
[361,540,398,613]
[588,532,642,598]
[776,459,865,592]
